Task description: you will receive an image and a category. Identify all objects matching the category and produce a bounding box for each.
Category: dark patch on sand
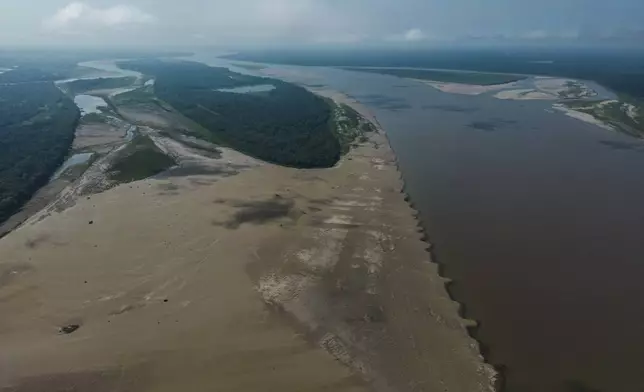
[24,234,51,249]
[189,178,219,187]
[214,196,295,229]
[156,165,239,179]
[110,303,144,316]
[157,182,180,191]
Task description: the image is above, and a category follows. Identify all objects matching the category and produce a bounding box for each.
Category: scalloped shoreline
[305,86,500,391]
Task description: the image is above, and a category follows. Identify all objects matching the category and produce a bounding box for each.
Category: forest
[120,60,341,168]
[227,48,644,100]
[342,67,525,85]
[0,82,79,223]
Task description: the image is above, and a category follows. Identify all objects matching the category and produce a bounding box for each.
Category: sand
[493,78,597,101]
[72,122,126,151]
[624,103,640,122]
[552,103,615,131]
[493,89,555,100]
[420,80,517,95]
[0,88,495,391]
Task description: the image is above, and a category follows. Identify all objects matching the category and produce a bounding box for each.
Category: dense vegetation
[332,104,376,153]
[120,60,341,168]
[60,77,137,95]
[227,48,644,100]
[0,49,189,85]
[0,82,79,223]
[342,67,525,85]
[109,134,176,183]
[565,100,644,137]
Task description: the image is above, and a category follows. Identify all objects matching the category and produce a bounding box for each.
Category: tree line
[120,60,341,168]
[0,82,79,223]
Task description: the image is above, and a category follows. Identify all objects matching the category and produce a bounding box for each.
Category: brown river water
[207,56,644,392]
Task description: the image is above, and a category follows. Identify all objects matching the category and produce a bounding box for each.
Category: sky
[1,0,643,48]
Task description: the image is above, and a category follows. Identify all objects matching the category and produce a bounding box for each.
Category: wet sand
[552,103,616,131]
[0,94,495,391]
[420,80,517,95]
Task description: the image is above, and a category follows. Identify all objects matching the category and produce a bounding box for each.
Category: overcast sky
[1,0,643,47]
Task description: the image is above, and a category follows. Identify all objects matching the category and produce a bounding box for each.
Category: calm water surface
[73,95,108,115]
[202,56,644,392]
[52,153,94,180]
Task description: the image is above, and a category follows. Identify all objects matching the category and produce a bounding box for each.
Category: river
[189,54,644,392]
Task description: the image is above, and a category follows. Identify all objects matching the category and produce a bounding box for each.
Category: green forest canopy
[0,82,79,224]
[342,67,525,85]
[119,60,342,168]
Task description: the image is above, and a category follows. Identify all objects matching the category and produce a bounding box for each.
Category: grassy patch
[110,84,222,145]
[331,103,376,154]
[59,154,98,180]
[109,135,175,183]
[343,67,525,85]
[111,86,155,106]
[158,129,222,157]
[565,99,644,137]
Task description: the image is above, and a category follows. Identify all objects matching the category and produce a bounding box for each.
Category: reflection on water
[198,59,644,392]
[74,95,108,115]
[217,84,275,94]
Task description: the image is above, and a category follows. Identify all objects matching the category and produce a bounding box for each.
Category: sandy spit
[420,80,517,95]
[493,89,555,100]
[552,103,615,131]
[0,89,495,392]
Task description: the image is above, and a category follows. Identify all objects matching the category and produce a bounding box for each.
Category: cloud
[175,0,360,43]
[386,28,428,42]
[43,2,155,31]
[404,28,426,41]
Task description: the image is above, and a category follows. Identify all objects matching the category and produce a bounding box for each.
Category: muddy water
[196,60,644,392]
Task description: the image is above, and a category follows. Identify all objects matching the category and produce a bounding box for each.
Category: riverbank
[198,57,644,390]
[0,81,495,391]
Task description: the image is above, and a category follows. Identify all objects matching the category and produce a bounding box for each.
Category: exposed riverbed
[191,56,644,392]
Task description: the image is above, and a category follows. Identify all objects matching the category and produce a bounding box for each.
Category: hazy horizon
[0,0,642,49]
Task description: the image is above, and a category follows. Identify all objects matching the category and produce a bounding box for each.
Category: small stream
[51,153,94,180]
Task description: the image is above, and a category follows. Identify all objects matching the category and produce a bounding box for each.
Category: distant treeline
[227,48,644,100]
[342,67,525,85]
[120,60,341,168]
[0,82,79,223]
